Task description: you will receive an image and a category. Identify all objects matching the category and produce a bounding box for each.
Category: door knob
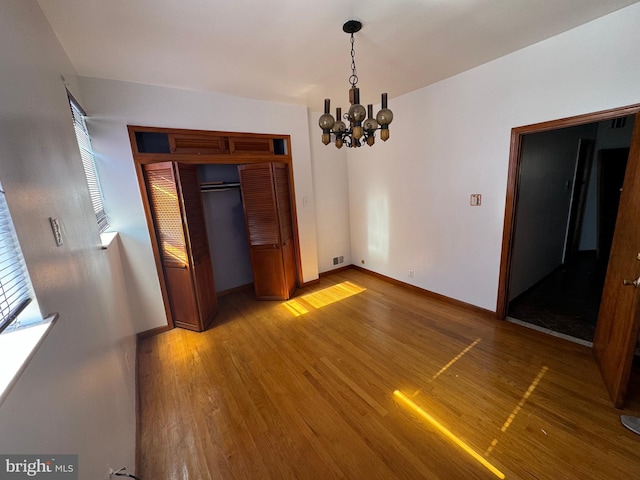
[623,276,640,288]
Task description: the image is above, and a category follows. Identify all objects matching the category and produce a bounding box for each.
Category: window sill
[100,231,119,249]
[0,313,58,408]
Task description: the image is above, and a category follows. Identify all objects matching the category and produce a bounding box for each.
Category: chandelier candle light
[319,20,393,148]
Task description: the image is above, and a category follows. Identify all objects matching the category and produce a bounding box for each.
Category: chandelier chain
[349,33,358,88]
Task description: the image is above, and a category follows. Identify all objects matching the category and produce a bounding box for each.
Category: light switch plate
[49,217,63,246]
[470,194,482,206]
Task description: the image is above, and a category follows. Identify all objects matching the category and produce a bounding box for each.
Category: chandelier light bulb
[376,109,393,126]
[349,103,366,123]
[363,104,379,132]
[333,108,347,134]
[318,113,335,130]
[376,93,393,127]
[318,98,335,137]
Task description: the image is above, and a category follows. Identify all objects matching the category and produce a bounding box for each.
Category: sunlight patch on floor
[282,281,366,317]
[432,338,482,380]
[485,365,549,457]
[394,390,506,479]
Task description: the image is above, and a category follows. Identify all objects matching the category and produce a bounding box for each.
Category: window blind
[68,94,109,233]
[0,192,31,334]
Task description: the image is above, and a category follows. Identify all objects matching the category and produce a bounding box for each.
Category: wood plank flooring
[137,268,640,479]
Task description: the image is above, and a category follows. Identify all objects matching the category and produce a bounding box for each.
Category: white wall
[509,125,597,300]
[308,111,352,273]
[79,78,319,332]
[0,1,137,477]
[346,3,640,311]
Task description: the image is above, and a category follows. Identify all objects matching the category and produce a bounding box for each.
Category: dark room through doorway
[507,115,635,343]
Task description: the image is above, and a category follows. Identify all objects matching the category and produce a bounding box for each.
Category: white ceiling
[38,0,640,111]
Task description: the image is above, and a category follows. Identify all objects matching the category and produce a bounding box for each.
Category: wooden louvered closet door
[273,163,297,297]
[238,162,297,300]
[143,162,218,331]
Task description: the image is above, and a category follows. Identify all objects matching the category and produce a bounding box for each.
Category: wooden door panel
[274,163,297,295]
[144,161,218,331]
[229,137,274,155]
[176,163,212,262]
[251,247,286,300]
[144,163,188,268]
[169,133,228,154]
[165,265,200,330]
[175,162,218,330]
[193,256,218,329]
[238,164,280,246]
[273,163,293,242]
[594,112,640,407]
[282,238,297,298]
[239,162,297,300]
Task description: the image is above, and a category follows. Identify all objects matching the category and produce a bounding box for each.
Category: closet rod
[201,187,240,193]
[200,182,241,193]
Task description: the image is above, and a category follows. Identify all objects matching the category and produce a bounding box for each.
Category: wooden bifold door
[131,126,299,330]
[239,162,297,300]
[143,162,218,331]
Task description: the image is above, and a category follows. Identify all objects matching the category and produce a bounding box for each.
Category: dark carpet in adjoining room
[508,251,606,342]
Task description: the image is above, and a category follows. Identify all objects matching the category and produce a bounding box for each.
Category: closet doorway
[199,164,253,295]
[129,126,302,331]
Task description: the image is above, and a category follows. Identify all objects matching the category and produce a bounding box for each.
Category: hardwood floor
[137,268,640,479]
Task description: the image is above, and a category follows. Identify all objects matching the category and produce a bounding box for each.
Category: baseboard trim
[300,278,321,287]
[319,265,351,277]
[137,324,172,340]
[349,265,495,319]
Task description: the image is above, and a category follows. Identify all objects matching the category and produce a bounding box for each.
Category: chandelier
[319,20,393,148]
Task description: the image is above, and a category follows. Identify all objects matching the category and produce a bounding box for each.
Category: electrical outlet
[470,194,482,206]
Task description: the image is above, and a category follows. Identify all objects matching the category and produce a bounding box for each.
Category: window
[0,191,32,334]
[0,188,53,406]
[68,92,109,233]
